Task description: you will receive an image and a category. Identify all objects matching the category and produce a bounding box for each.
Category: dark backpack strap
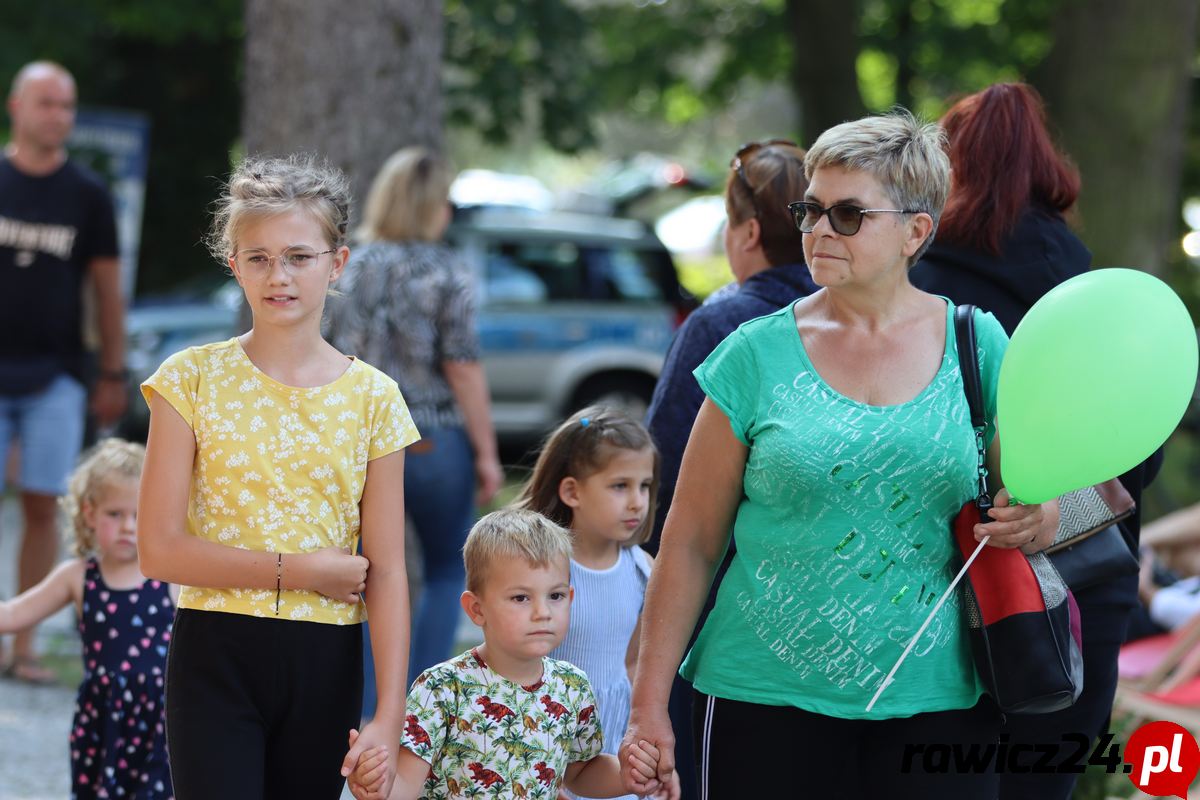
[953,304,992,512]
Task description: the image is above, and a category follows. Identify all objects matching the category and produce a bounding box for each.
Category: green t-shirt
[680,299,1008,719]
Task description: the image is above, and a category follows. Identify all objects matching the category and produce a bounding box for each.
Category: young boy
[351,508,678,800]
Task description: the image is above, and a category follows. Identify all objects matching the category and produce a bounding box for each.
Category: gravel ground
[0,495,75,799]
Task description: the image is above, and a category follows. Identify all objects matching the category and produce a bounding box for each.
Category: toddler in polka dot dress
[0,438,176,799]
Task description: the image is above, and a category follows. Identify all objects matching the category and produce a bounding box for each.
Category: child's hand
[627,739,661,784]
[350,747,389,798]
[348,733,389,799]
[305,546,370,604]
[344,728,394,800]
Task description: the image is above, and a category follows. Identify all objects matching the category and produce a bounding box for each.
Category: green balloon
[998,268,1198,504]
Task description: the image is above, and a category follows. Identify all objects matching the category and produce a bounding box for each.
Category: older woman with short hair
[620,110,1058,799]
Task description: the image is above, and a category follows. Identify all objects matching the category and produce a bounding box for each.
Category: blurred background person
[910,82,1087,330]
[911,81,1162,800]
[325,147,503,719]
[0,60,126,684]
[1139,501,1200,581]
[643,138,814,800]
[1109,500,1200,641]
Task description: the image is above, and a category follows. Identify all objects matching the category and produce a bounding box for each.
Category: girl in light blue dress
[517,405,659,800]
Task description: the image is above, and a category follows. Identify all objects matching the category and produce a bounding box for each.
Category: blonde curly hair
[60,439,145,557]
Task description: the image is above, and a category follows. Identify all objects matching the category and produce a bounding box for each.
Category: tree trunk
[242,0,443,215]
[1035,0,1199,276]
[787,0,866,144]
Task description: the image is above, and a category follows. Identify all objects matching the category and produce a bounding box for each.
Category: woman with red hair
[911,81,1085,333]
[912,82,1160,800]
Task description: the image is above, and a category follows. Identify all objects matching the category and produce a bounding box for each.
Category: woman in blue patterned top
[325,148,504,714]
[620,110,1061,799]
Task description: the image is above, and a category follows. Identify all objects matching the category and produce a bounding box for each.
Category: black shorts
[166,609,363,800]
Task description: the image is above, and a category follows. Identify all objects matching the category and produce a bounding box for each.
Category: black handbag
[953,304,1084,713]
[1045,480,1138,590]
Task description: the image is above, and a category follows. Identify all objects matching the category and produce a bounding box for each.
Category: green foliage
[582,0,799,157]
[857,49,899,110]
[857,0,1058,115]
[444,0,792,152]
[1169,76,1200,323]
[445,0,597,152]
[78,0,240,42]
[444,0,1065,151]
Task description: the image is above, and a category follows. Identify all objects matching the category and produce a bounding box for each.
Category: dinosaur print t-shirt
[680,301,1008,719]
[403,649,604,799]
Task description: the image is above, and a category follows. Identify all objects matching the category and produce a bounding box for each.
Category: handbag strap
[953,304,992,514]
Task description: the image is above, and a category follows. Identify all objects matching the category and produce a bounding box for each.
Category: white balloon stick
[865,535,990,713]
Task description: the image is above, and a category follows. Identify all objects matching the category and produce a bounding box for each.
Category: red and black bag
[953,304,1084,714]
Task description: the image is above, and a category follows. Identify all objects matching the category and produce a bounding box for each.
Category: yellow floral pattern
[142,338,420,624]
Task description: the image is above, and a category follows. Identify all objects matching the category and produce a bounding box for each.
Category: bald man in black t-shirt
[0,61,125,683]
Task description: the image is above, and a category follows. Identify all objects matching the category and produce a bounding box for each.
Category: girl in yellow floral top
[138,154,420,800]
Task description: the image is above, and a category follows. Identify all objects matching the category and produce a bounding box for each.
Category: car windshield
[483,240,669,305]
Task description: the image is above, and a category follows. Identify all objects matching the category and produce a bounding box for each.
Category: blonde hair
[463,508,574,594]
[804,108,950,263]
[60,439,145,557]
[514,405,659,547]
[357,147,452,243]
[207,153,352,263]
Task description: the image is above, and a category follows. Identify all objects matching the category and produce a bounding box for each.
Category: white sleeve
[1150,577,1200,630]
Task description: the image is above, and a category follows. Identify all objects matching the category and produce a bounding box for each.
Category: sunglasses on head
[787,201,921,236]
[730,139,798,218]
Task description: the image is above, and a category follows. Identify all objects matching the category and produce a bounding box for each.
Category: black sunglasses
[730,139,798,218]
[788,201,921,237]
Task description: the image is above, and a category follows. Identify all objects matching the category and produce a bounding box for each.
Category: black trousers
[166,609,363,800]
[692,690,1001,799]
[668,673,699,800]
